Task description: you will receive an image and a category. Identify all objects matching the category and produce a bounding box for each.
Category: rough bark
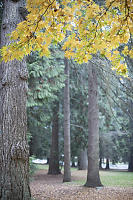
[48,101,60,175]
[0,0,31,199]
[85,61,102,187]
[78,149,88,170]
[63,58,71,182]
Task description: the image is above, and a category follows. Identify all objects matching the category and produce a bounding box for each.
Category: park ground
[30,166,133,200]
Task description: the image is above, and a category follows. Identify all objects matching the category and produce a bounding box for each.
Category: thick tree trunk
[48,101,60,175]
[128,100,133,172]
[85,61,102,187]
[0,1,31,199]
[105,158,110,170]
[63,58,71,182]
[78,149,88,170]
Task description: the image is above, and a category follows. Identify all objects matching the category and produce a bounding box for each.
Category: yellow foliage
[1,0,133,75]
[129,49,133,58]
[122,46,129,56]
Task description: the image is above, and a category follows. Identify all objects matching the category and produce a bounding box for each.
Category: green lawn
[34,164,133,187]
[100,171,133,187]
[35,164,49,170]
[71,170,133,187]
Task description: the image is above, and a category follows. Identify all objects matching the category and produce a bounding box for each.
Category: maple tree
[1,0,133,75]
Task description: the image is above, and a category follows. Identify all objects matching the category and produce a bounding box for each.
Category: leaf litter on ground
[30,169,133,200]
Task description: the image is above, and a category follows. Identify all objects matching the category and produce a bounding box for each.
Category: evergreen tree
[63,58,71,182]
[48,100,61,175]
[27,46,65,163]
[85,60,102,187]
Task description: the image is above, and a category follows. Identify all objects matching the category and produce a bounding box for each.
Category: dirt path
[30,170,133,200]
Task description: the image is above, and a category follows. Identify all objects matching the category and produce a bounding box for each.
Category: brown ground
[30,169,133,200]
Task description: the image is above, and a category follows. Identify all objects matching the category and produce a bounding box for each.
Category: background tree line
[27,45,133,172]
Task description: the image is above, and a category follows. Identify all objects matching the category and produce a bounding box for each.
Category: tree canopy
[1,0,133,75]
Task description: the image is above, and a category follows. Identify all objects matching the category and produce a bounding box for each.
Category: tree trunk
[99,158,103,169]
[85,61,102,187]
[48,101,60,175]
[78,149,88,170]
[63,58,71,182]
[71,160,76,167]
[128,150,133,172]
[105,158,110,170]
[0,1,31,199]
[128,100,133,172]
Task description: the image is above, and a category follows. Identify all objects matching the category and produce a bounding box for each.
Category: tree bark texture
[63,58,71,182]
[48,101,60,175]
[78,149,88,170]
[0,1,31,199]
[85,61,102,187]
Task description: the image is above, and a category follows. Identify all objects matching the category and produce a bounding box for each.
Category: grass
[35,164,77,171]
[71,170,133,187]
[100,171,133,187]
[35,164,49,170]
[35,164,133,187]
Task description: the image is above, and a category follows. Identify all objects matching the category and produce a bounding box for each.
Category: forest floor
[30,169,133,200]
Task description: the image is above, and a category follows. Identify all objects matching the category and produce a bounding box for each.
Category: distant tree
[78,149,88,170]
[48,100,61,175]
[69,61,89,166]
[63,58,71,182]
[27,46,65,159]
[128,100,133,172]
[85,60,102,187]
[27,47,65,107]
[125,53,133,172]
[28,106,51,158]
